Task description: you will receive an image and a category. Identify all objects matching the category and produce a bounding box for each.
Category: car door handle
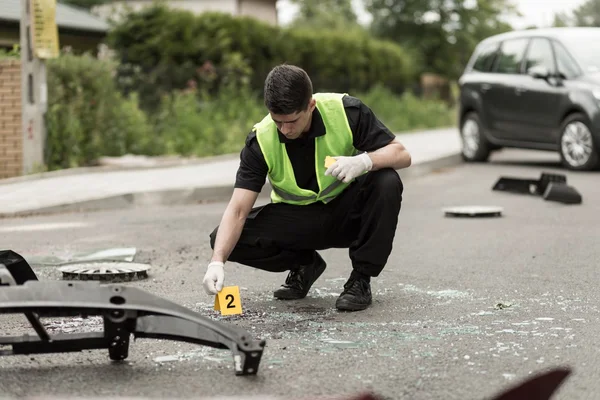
[515,86,527,95]
[480,83,491,92]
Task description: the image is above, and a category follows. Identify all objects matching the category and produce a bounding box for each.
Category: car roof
[478,27,600,46]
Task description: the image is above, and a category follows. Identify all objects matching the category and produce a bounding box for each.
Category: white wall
[161,0,237,15]
[239,0,278,25]
[94,0,277,25]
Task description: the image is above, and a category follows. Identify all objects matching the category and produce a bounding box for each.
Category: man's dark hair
[264,64,313,115]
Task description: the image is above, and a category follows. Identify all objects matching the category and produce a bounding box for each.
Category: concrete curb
[0,153,242,186]
[0,128,456,186]
[0,153,464,219]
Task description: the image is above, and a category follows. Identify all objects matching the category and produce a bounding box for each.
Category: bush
[149,83,265,157]
[107,5,418,112]
[43,52,454,168]
[146,83,455,160]
[282,28,415,94]
[355,85,456,132]
[0,45,20,60]
[41,26,454,170]
[46,52,152,170]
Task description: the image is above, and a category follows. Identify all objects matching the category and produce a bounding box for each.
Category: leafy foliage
[365,0,517,79]
[0,45,20,60]
[107,4,417,112]
[287,0,365,32]
[46,52,152,170]
[354,84,456,132]
[573,0,600,26]
[552,0,600,27]
[41,4,458,170]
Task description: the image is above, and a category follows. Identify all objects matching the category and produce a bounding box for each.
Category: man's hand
[325,153,373,183]
[202,261,225,295]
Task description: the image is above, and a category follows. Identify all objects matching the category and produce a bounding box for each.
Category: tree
[552,12,572,27]
[364,0,518,79]
[288,0,365,32]
[58,0,113,9]
[572,0,600,26]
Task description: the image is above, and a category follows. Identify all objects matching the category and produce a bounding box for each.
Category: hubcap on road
[562,121,593,167]
[58,262,151,282]
[462,119,480,157]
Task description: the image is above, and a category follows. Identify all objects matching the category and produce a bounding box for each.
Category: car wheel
[559,113,599,171]
[460,112,491,162]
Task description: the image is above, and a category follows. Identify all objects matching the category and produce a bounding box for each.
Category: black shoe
[335,276,372,311]
[273,253,326,300]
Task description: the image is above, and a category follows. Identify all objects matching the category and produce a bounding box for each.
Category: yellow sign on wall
[30,0,60,59]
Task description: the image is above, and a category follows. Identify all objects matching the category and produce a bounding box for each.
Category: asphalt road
[1,149,599,400]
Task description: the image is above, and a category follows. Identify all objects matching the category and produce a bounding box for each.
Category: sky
[276,0,588,29]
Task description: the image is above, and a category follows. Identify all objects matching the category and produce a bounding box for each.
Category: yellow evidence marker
[214,286,243,316]
[324,156,336,168]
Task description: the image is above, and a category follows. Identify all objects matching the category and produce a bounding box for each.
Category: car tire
[559,113,600,171]
[460,112,491,162]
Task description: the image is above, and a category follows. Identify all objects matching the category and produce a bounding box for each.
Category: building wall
[158,0,238,15]
[93,0,235,21]
[239,0,278,24]
[0,60,22,179]
[94,0,277,25]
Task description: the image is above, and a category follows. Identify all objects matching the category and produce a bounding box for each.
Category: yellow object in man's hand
[324,156,336,168]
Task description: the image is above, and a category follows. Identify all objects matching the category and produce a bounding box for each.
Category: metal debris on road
[1,250,267,376]
[492,172,582,204]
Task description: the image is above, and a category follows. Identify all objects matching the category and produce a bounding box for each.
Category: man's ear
[308,98,316,112]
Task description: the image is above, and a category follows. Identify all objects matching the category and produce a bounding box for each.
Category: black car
[458,27,600,170]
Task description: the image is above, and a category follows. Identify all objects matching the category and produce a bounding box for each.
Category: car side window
[523,38,556,73]
[492,38,529,74]
[472,42,499,72]
[552,41,581,79]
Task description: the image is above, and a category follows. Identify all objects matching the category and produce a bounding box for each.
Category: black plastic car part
[492,172,582,204]
[0,250,266,376]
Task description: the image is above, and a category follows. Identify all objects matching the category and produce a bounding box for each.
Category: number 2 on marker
[214,286,242,315]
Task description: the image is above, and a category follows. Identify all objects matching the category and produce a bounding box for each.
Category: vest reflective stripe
[254,92,356,205]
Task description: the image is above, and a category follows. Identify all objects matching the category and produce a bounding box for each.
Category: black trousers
[209,168,403,277]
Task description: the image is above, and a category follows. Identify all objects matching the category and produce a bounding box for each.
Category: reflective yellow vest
[254,92,357,205]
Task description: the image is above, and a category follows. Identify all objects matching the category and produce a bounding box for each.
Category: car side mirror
[527,65,550,79]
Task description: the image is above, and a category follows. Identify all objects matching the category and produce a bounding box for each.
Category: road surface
[0,149,598,399]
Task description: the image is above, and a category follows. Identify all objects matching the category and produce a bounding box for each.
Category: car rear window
[493,38,529,74]
[472,42,499,72]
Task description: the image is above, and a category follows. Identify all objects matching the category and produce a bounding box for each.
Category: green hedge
[40,6,453,171]
[108,4,417,111]
[43,53,454,170]
[354,85,456,132]
[45,53,152,170]
[44,54,453,169]
[44,52,266,169]
[147,84,266,157]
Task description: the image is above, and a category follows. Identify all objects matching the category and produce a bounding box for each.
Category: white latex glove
[325,153,373,183]
[202,261,224,295]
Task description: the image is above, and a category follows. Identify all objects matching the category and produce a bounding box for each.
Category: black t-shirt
[235,95,396,193]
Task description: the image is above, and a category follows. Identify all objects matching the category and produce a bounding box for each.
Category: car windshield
[558,32,600,73]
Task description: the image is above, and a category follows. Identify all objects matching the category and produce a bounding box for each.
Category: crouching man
[202,64,411,311]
